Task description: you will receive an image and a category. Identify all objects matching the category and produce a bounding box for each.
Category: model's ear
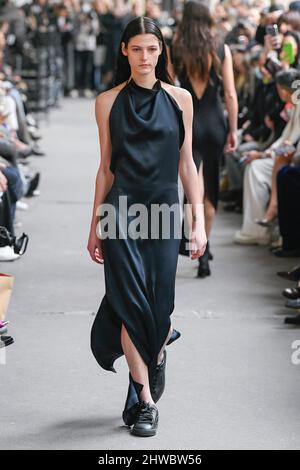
[121,42,128,56]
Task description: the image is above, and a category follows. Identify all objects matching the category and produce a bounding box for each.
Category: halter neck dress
[91,77,185,383]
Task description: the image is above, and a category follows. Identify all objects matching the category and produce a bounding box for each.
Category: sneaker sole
[234,238,270,246]
[130,427,157,437]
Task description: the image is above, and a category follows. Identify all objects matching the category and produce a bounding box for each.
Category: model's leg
[122,322,175,427]
[197,161,216,237]
[121,323,154,404]
[204,198,216,238]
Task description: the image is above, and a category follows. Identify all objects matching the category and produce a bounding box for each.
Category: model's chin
[138,66,152,71]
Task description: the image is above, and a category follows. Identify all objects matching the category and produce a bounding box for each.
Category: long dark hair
[172,1,222,82]
[114,16,173,86]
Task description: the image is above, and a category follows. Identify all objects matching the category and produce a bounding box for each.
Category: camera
[265,55,283,75]
[265,24,279,37]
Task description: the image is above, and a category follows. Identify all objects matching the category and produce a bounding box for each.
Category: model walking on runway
[87,16,206,437]
[170,1,238,277]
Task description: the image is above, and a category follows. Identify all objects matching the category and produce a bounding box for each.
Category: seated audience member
[276,148,300,256]
[233,69,300,245]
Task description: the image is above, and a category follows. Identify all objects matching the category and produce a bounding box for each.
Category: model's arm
[87,91,115,264]
[177,89,207,259]
[222,44,238,153]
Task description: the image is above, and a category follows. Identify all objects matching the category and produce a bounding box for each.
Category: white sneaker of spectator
[233,230,270,246]
[26,114,38,127]
[70,89,79,98]
[84,89,94,99]
[0,245,20,261]
[16,200,29,211]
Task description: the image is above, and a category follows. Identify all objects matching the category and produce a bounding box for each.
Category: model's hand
[189,225,207,260]
[87,226,104,264]
[224,130,238,153]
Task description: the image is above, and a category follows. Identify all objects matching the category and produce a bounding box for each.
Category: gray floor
[1,98,300,450]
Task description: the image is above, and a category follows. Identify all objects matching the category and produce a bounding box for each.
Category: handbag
[0,226,29,255]
[0,273,14,322]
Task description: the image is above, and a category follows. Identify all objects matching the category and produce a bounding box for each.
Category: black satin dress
[177,43,228,255]
[91,78,185,383]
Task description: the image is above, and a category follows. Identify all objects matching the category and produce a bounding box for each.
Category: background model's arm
[222,44,238,152]
[178,89,207,258]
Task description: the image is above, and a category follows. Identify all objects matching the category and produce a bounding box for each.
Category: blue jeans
[2,166,24,222]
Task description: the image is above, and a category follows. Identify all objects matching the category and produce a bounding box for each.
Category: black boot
[150,349,167,403]
[197,245,211,278]
[122,373,140,426]
[207,241,213,261]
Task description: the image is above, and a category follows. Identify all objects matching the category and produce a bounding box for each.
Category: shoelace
[138,402,156,423]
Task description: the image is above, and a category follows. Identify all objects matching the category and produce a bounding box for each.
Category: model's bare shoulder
[95,81,128,115]
[161,82,192,110]
[171,86,192,108]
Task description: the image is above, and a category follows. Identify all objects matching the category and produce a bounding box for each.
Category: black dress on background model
[177,44,227,255]
[91,78,185,384]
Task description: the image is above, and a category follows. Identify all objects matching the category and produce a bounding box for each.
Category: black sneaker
[131,401,159,437]
[122,333,179,427]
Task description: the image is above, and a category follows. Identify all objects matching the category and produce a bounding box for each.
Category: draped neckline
[127,77,161,93]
